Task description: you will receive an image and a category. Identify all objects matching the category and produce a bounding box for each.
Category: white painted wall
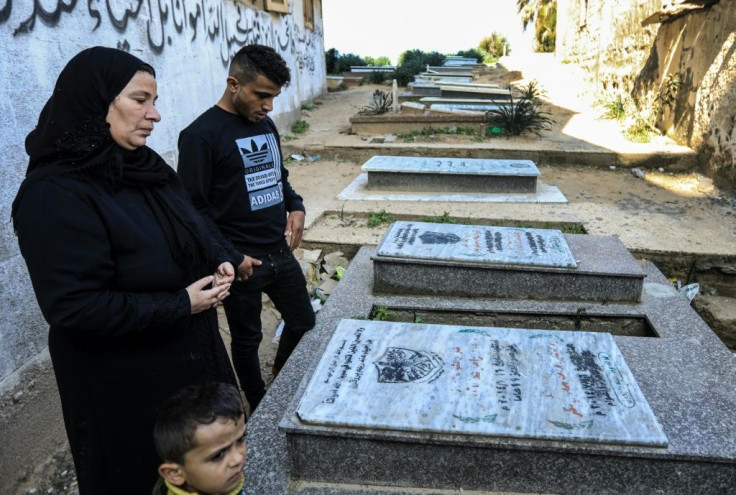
[0,0,326,385]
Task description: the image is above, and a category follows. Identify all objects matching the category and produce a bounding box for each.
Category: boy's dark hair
[154,382,244,464]
[230,44,291,88]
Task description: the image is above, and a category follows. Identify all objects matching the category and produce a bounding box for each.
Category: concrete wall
[556,0,736,189]
[0,0,325,490]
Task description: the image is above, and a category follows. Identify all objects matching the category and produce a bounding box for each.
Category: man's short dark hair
[230,44,291,87]
[154,382,244,464]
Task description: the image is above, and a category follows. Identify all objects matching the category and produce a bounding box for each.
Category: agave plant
[486,84,554,136]
[358,89,394,116]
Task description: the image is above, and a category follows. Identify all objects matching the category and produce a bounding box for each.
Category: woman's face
[106,70,161,150]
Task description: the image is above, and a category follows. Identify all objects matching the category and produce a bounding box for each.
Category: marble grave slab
[376,221,576,268]
[296,320,668,447]
[362,156,539,193]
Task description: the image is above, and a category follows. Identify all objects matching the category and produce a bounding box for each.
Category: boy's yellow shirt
[155,476,245,495]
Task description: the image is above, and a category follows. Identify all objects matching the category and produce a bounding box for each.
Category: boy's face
[179,414,247,494]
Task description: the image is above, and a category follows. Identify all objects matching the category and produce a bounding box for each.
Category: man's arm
[177,130,259,277]
[269,118,307,250]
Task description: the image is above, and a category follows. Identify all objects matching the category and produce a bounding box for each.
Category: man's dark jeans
[222,247,315,412]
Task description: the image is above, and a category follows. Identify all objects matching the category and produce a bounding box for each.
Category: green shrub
[624,118,655,143]
[291,119,309,134]
[370,306,394,321]
[422,212,468,224]
[601,95,628,121]
[366,209,395,227]
[366,70,389,84]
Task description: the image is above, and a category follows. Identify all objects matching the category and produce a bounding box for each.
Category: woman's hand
[214,262,235,286]
[186,275,231,314]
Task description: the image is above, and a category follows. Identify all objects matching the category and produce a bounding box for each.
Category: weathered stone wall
[0,1,325,490]
[557,0,736,189]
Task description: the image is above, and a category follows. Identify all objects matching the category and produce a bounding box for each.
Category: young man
[178,45,315,413]
[153,382,247,495]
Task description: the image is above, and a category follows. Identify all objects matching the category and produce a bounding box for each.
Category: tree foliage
[454,48,484,62]
[324,48,367,74]
[516,0,556,52]
[395,49,446,86]
[364,56,392,66]
[478,32,509,60]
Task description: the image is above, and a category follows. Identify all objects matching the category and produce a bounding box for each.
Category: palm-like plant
[486,83,554,136]
[358,90,394,116]
[517,0,557,52]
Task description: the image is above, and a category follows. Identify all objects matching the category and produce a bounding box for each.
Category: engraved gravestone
[377,221,577,268]
[296,320,668,447]
[363,156,539,193]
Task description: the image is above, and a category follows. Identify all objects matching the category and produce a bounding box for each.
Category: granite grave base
[244,248,736,495]
[372,222,646,302]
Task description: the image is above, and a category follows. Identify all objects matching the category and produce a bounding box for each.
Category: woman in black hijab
[12,47,240,494]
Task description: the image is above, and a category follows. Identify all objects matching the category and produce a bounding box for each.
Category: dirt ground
[285,53,736,270]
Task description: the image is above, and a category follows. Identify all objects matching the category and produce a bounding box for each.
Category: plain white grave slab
[430,103,505,112]
[362,156,539,177]
[419,97,508,105]
[336,174,568,203]
[428,107,485,116]
[376,222,577,268]
[440,85,512,96]
[296,320,668,447]
[351,65,396,72]
[438,81,501,89]
[416,75,473,84]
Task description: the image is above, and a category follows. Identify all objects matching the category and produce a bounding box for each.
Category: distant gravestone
[362,155,539,193]
[297,319,668,447]
[377,222,576,268]
[440,85,512,99]
[410,84,442,96]
[430,103,505,113]
[415,74,473,84]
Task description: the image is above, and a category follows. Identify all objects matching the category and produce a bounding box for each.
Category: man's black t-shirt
[178,107,304,258]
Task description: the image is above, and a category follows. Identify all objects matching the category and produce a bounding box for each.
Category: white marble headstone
[376,222,577,268]
[362,156,540,176]
[296,320,668,447]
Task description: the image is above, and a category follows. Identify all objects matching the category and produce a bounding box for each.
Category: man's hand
[237,254,262,281]
[284,210,305,250]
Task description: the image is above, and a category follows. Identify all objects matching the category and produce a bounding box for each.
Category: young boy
[152,382,247,495]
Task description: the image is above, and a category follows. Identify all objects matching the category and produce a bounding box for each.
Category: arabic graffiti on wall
[1,0,318,69]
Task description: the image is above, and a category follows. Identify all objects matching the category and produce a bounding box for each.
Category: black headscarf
[13,46,211,279]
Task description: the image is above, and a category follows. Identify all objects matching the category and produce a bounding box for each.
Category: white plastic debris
[631,168,645,179]
[272,321,285,344]
[290,154,305,161]
[311,298,323,313]
[678,283,700,302]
